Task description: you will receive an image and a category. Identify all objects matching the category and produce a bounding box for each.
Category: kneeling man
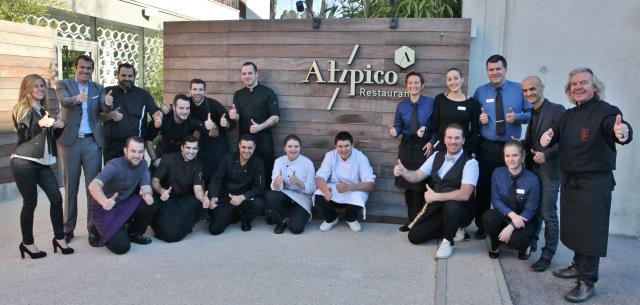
[151,136,209,242]
[88,136,157,254]
[394,124,478,259]
[315,131,376,232]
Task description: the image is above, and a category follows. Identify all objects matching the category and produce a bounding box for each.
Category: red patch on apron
[580,128,589,142]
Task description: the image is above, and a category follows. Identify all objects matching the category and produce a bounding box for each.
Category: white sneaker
[453,227,467,242]
[435,239,453,259]
[319,218,338,232]
[346,220,362,232]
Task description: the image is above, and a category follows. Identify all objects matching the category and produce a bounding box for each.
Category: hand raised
[480,107,489,125]
[506,106,516,124]
[540,128,554,147]
[393,159,407,177]
[614,114,629,141]
[250,118,260,134]
[220,113,229,128]
[103,192,118,210]
[205,112,215,130]
[104,90,113,107]
[228,104,238,120]
[388,125,397,138]
[160,186,172,201]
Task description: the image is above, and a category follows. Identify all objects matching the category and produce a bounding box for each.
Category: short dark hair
[190,78,206,90]
[74,55,94,69]
[334,131,353,144]
[117,63,136,75]
[125,136,144,148]
[444,123,465,138]
[242,61,258,72]
[173,93,190,105]
[405,71,424,85]
[446,67,462,77]
[283,134,302,146]
[239,133,257,145]
[486,54,507,69]
[182,135,198,146]
[504,139,524,155]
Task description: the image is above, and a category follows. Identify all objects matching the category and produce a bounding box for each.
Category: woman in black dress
[389,71,435,232]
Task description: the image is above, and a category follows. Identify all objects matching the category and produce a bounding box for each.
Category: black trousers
[404,190,424,221]
[208,197,264,235]
[265,190,310,234]
[254,133,275,185]
[314,195,362,223]
[476,139,505,230]
[573,252,600,286]
[482,209,537,251]
[11,158,64,244]
[408,200,465,245]
[151,194,201,243]
[105,200,158,255]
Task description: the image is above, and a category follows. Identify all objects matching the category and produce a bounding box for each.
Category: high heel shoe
[19,243,47,259]
[52,238,74,255]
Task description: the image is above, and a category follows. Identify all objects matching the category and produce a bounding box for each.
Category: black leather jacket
[13,108,63,158]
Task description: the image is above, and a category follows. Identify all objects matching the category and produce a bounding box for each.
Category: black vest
[431,151,471,193]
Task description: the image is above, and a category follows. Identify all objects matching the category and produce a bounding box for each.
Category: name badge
[516,189,525,194]
[486,98,495,103]
[457,106,466,111]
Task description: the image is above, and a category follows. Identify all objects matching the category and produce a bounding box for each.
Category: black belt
[78,133,93,138]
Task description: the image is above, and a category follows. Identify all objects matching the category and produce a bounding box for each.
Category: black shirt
[430,93,480,154]
[190,96,234,149]
[103,86,159,141]
[153,152,203,196]
[550,98,633,173]
[233,84,279,136]
[207,152,265,200]
[146,110,208,157]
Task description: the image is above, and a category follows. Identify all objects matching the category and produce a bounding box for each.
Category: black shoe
[241,222,252,232]
[552,263,579,279]
[518,246,531,260]
[564,281,595,303]
[129,234,152,245]
[530,241,537,253]
[52,238,74,255]
[64,232,74,243]
[488,247,500,259]
[530,257,551,272]
[19,243,46,259]
[475,228,486,239]
[88,226,100,247]
[274,220,287,234]
[398,224,410,232]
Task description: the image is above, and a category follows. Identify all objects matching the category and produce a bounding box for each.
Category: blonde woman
[11,74,73,259]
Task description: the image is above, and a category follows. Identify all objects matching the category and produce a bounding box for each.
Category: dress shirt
[490,166,540,222]
[75,78,92,135]
[473,80,531,141]
[418,149,479,186]
[392,95,434,138]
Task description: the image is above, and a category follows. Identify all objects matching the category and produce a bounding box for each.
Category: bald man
[521,76,565,272]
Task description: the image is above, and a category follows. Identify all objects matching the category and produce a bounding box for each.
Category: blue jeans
[533,173,560,259]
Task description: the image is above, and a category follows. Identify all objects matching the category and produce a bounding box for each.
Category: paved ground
[0,184,637,304]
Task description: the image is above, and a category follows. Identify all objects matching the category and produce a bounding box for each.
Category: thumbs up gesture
[388,125,398,138]
[76,87,87,104]
[424,184,438,204]
[38,111,56,128]
[336,178,350,193]
[104,90,113,107]
[102,192,118,210]
[530,149,546,164]
[220,113,229,128]
[228,103,238,120]
[201,191,211,209]
[289,170,304,189]
[417,126,426,138]
[249,118,261,134]
[110,107,123,122]
[273,169,283,190]
[540,128,554,147]
[506,106,516,123]
[613,114,629,141]
[480,107,489,125]
[160,186,172,201]
[204,112,216,130]
[394,159,407,177]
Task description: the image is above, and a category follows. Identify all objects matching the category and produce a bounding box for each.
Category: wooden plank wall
[0,20,57,183]
[164,18,470,222]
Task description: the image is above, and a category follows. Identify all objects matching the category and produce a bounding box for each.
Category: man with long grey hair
[540,67,632,303]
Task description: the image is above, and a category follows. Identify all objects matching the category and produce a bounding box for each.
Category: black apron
[395,136,428,191]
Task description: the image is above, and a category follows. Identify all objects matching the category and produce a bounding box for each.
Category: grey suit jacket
[524,99,566,178]
[56,79,107,147]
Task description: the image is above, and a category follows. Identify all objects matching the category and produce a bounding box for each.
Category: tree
[331,0,461,18]
[280,9,300,19]
[270,0,277,19]
[0,0,66,23]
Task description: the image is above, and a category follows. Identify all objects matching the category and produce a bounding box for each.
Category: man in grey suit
[56,55,110,245]
[521,75,566,272]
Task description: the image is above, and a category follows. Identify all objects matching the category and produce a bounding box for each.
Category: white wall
[463,0,640,236]
[62,0,239,30]
[244,0,271,19]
